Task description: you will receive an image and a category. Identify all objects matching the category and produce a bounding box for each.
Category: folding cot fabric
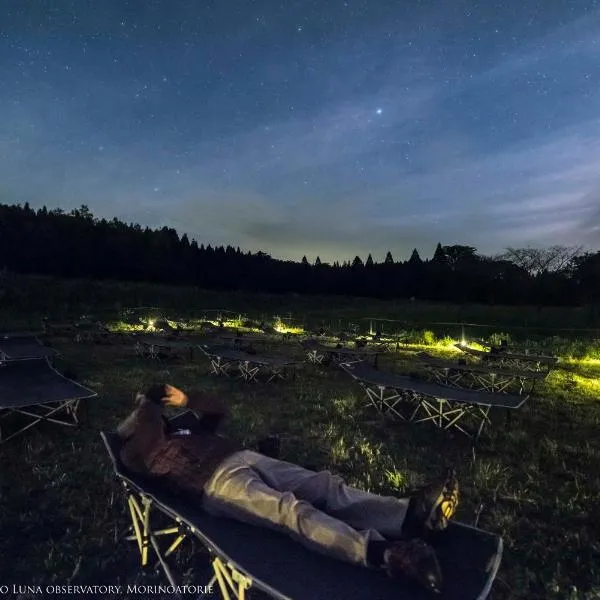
[353,335,392,352]
[134,335,197,360]
[101,413,503,600]
[300,339,327,364]
[454,344,558,371]
[218,334,269,350]
[198,345,297,382]
[0,358,97,443]
[475,340,508,351]
[0,330,44,339]
[42,319,77,335]
[340,362,526,439]
[0,335,57,362]
[474,340,542,356]
[299,339,380,367]
[417,352,546,395]
[259,324,279,336]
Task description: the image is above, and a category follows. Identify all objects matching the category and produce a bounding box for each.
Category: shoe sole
[425,482,459,531]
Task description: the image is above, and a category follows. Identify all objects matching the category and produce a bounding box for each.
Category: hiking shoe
[403,468,459,538]
[384,539,443,594]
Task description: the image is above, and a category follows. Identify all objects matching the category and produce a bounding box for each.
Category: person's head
[116,384,166,439]
[144,383,168,405]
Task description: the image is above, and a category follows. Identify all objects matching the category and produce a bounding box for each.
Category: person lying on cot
[117,384,459,595]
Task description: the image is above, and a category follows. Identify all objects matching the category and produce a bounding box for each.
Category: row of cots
[1,328,545,598]
[0,327,558,443]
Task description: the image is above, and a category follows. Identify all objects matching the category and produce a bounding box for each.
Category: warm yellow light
[274,323,304,334]
[273,317,304,335]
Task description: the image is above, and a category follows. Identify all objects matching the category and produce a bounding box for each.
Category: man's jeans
[202,450,409,567]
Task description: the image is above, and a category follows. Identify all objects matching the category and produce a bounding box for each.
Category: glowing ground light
[273,317,304,335]
[274,323,304,334]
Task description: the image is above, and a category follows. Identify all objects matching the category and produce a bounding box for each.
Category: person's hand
[161,384,189,408]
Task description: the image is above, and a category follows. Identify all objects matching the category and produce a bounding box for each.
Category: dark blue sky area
[2,1,599,261]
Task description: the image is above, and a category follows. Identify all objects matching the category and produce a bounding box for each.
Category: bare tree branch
[496,246,584,276]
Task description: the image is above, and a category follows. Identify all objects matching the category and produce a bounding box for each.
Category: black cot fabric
[0,336,57,360]
[102,419,502,600]
[0,331,44,340]
[301,339,379,358]
[0,358,97,409]
[342,363,526,409]
[200,345,297,367]
[417,352,548,380]
[135,335,196,349]
[454,345,558,366]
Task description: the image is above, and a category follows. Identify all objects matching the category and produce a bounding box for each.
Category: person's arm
[119,397,168,473]
[162,385,229,433]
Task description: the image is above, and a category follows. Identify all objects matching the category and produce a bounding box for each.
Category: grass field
[0,321,599,600]
[3,273,600,337]
[1,274,600,598]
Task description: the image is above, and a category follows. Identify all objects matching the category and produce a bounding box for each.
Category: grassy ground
[0,330,599,599]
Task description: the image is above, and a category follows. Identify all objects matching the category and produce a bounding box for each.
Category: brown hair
[144,383,168,405]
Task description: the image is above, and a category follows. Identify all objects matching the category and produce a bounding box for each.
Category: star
[2,0,597,267]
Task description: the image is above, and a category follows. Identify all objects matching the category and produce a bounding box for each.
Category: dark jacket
[117,391,241,498]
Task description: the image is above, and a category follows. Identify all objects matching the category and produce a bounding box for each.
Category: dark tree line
[0,202,599,306]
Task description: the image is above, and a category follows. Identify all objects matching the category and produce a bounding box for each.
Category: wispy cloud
[1,5,599,262]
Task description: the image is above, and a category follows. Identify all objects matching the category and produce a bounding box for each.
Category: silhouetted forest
[1,202,599,307]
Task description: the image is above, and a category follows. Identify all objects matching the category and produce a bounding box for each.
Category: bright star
[376,108,382,115]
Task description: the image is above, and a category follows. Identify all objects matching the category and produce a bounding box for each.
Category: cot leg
[149,535,178,586]
[125,494,153,567]
[124,491,186,585]
[475,406,493,440]
[126,495,146,562]
[209,558,252,600]
[121,487,253,598]
[141,497,152,566]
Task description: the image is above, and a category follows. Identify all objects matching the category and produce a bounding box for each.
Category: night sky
[2,1,599,263]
